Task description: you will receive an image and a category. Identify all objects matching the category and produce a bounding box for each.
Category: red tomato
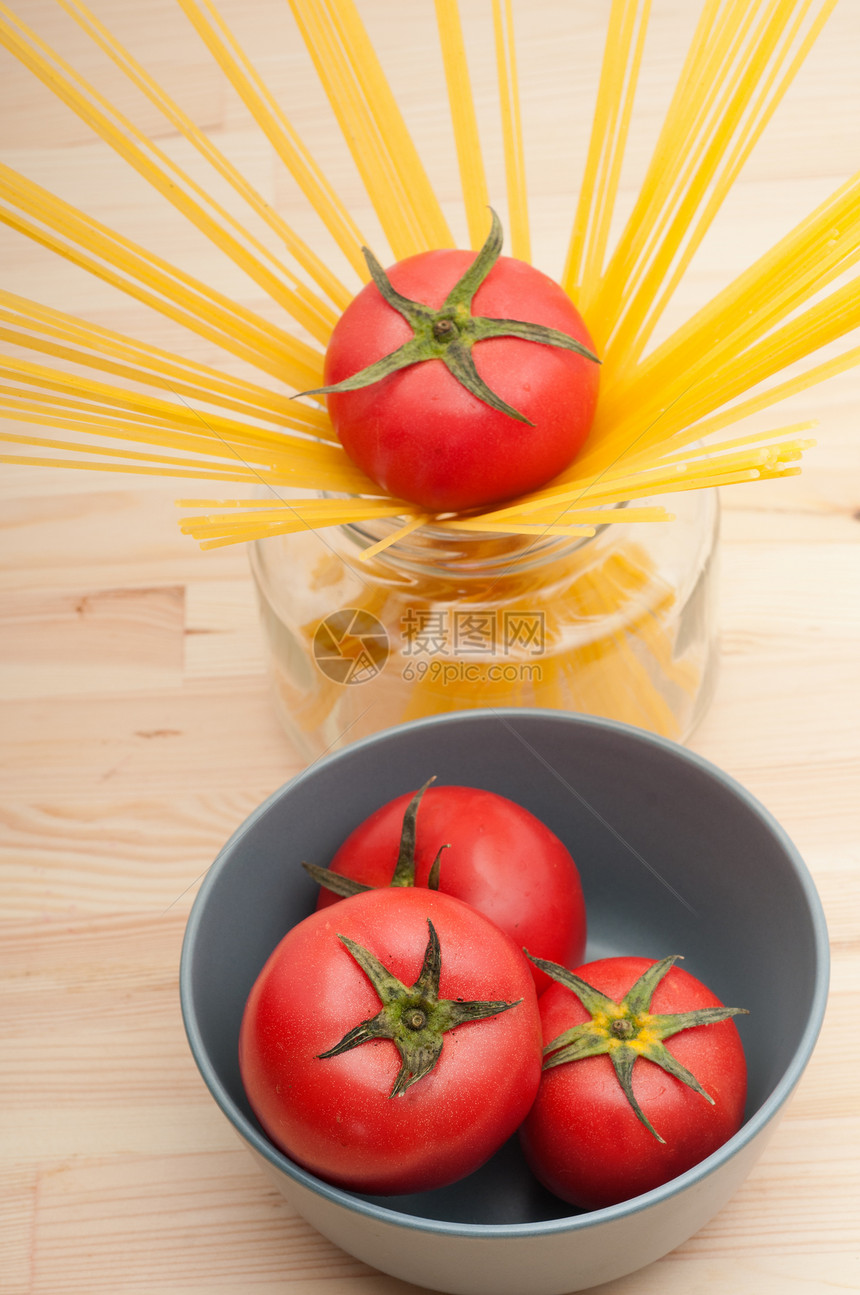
[323,249,599,512]
[520,956,748,1210]
[239,887,542,1195]
[315,783,587,995]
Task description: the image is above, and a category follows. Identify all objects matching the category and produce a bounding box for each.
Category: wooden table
[2,3,858,1292]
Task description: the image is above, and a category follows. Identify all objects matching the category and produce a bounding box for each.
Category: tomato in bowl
[180,708,828,1295]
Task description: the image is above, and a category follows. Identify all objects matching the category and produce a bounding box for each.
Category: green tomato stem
[319,920,521,1097]
[304,776,447,899]
[526,951,748,1141]
[294,209,599,422]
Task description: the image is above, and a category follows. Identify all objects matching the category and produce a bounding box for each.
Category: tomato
[520,955,748,1210]
[239,886,542,1195]
[311,210,599,512]
[311,781,587,996]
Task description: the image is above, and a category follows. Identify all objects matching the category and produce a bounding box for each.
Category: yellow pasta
[0,4,339,342]
[0,0,855,562]
[492,0,530,263]
[285,0,452,259]
[174,0,370,284]
[0,166,325,388]
[433,0,490,250]
[562,0,651,307]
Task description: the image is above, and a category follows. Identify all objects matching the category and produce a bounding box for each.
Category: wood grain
[1,2,858,1292]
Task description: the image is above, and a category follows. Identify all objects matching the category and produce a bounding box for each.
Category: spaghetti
[0,0,855,555]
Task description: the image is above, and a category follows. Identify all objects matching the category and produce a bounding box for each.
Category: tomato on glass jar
[301,210,600,512]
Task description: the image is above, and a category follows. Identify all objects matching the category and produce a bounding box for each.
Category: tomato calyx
[297,209,599,425]
[319,918,522,1097]
[303,777,448,898]
[526,953,748,1142]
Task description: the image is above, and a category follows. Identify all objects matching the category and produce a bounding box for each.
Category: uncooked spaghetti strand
[630,346,860,461]
[176,0,369,283]
[0,387,329,468]
[474,469,773,528]
[0,301,331,436]
[603,0,836,373]
[594,0,772,347]
[0,290,330,431]
[0,377,376,490]
[584,0,741,324]
[0,164,325,375]
[591,0,826,353]
[181,500,412,533]
[287,0,418,259]
[0,419,373,491]
[620,423,816,473]
[492,0,529,262]
[563,0,625,300]
[0,425,278,475]
[596,176,860,441]
[621,167,860,398]
[179,500,411,548]
[0,4,336,343]
[604,267,860,456]
[328,0,453,253]
[594,0,760,322]
[567,432,815,491]
[0,169,325,388]
[473,434,812,523]
[434,0,490,250]
[0,401,364,495]
[442,509,667,532]
[177,497,409,517]
[694,276,860,407]
[0,353,336,455]
[0,329,330,439]
[358,513,434,561]
[582,0,651,307]
[288,0,452,259]
[476,473,755,523]
[617,0,837,373]
[564,0,651,309]
[438,521,598,536]
[555,428,815,502]
[0,403,331,482]
[0,447,276,481]
[54,0,352,314]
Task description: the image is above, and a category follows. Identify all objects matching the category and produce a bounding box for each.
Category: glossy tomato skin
[520,957,747,1210]
[316,784,587,996]
[239,887,542,1196]
[324,250,599,511]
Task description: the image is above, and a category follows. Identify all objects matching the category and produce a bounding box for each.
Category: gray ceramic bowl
[180,709,828,1295]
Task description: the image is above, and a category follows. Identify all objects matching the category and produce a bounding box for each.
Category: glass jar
[249,490,720,761]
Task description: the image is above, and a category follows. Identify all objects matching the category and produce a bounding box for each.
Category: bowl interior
[181,709,827,1227]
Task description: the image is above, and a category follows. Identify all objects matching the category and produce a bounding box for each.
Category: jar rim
[329,495,631,578]
[250,489,718,591]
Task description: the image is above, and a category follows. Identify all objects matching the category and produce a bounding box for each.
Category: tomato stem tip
[318,919,522,1097]
[527,952,748,1141]
[294,210,599,422]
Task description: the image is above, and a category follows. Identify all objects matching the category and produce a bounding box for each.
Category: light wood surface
[2,3,858,1293]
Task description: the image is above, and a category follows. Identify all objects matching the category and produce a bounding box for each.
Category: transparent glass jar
[249,491,720,761]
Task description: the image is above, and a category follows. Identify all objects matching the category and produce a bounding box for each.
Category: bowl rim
[180,707,830,1238]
